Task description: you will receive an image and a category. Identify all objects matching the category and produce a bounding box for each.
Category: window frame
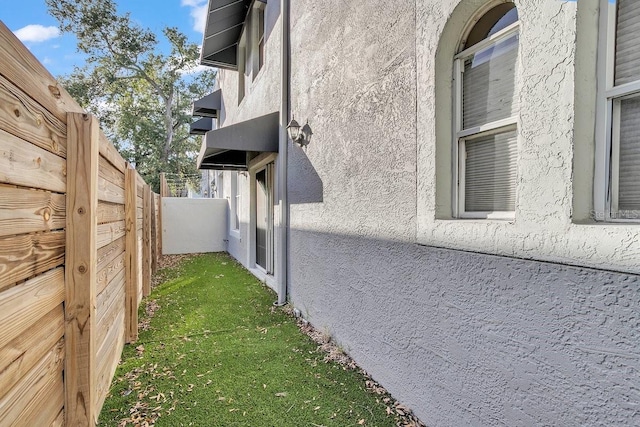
[595,0,640,222]
[453,20,520,220]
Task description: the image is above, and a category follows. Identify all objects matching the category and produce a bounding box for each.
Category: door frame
[248,153,277,274]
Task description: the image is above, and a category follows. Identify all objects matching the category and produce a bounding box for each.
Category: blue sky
[0,0,209,77]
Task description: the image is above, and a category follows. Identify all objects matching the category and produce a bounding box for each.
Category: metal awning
[200,0,252,70]
[190,117,214,135]
[192,89,222,118]
[197,111,279,170]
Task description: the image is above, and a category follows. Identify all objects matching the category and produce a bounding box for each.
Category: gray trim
[189,117,214,135]
[197,111,279,170]
[192,89,222,118]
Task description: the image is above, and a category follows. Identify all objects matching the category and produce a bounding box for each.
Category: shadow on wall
[288,144,323,204]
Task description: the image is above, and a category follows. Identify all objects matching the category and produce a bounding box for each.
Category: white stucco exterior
[161,198,228,254]
[202,0,640,425]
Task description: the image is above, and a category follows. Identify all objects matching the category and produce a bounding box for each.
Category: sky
[0,0,209,77]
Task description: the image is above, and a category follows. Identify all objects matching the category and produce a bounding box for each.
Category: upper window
[237,2,266,104]
[599,0,640,221]
[453,3,519,219]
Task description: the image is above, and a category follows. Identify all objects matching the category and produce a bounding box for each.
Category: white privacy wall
[161,198,228,254]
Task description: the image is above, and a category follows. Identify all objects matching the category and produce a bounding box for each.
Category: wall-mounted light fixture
[287,117,313,147]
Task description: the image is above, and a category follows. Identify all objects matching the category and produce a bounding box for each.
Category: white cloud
[181,0,208,34]
[14,24,60,43]
[179,63,209,75]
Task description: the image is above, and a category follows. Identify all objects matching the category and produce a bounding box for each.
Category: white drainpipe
[276,0,290,306]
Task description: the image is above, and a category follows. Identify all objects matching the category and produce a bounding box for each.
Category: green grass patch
[99,253,402,427]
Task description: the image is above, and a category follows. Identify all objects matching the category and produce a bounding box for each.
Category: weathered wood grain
[0,305,64,400]
[0,73,66,157]
[14,366,64,427]
[0,186,65,237]
[0,21,83,124]
[65,112,98,426]
[97,201,125,225]
[97,252,125,297]
[97,174,125,205]
[125,165,138,343]
[96,277,124,351]
[98,155,125,188]
[0,267,64,351]
[50,409,64,427]
[96,220,126,250]
[0,338,64,425]
[97,131,126,174]
[0,230,65,293]
[95,309,124,415]
[0,128,66,193]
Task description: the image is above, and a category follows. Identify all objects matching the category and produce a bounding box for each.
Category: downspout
[276,0,290,306]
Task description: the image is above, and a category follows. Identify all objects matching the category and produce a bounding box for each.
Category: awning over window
[190,117,215,135]
[200,0,253,70]
[197,111,279,170]
[192,89,222,118]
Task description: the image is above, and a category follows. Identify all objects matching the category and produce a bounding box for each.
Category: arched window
[453,3,519,219]
[596,0,640,221]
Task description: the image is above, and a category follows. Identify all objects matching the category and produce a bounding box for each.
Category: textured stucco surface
[290,231,640,426]
[284,0,640,425]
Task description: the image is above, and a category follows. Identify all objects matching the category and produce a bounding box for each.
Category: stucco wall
[286,0,640,425]
[290,231,640,426]
[161,198,228,254]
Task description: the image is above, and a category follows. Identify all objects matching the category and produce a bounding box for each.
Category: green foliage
[100,254,401,426]
[46,0,215,192]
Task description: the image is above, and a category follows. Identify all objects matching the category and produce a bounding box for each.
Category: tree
[46,0,216,192]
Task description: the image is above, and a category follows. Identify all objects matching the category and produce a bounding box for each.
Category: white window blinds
[462,34,519,130]
[615,0,640,86]
[617,96,640,212]
[464,130,518,212]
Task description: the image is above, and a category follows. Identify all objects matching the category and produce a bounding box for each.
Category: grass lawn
[99,253,417,427]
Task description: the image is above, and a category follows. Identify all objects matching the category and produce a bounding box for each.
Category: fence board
[97,253,125,297]
[0,128,66,193]
[50,409,64,427]
[14,368,64,427]
[125,166,138,343]
[0,74,66,158]
[0,186,65,237]
[96,280,124,354]
[98,155,125,189]
[97,201,125,224]
[97,220,126,250]
[0,21,82,124]
[95,310,124,416]
[0,230,64,293]
[0,339,64,424]
[98,131,126,174]
[0,305,64,399]
[65,112,99,426]
[0,267,64,350]
[98,175,125,205]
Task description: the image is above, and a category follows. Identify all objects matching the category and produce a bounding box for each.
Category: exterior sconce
[287,118,313,147]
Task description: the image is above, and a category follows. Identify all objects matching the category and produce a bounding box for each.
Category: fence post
[65,113,99,426]
[142,184,151,297]
[125,165,138,343]
[150,192,158,275]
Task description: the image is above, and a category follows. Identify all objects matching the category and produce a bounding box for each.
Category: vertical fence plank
[65,113,99,427]
[124,165,138,343]
[150,192,157,275]
[142,184,151,297]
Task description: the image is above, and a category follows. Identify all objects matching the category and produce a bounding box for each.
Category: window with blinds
[607,0,640,220]
[454,4,519,218]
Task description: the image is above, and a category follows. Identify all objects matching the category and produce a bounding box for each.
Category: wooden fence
[0,21,159,426]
